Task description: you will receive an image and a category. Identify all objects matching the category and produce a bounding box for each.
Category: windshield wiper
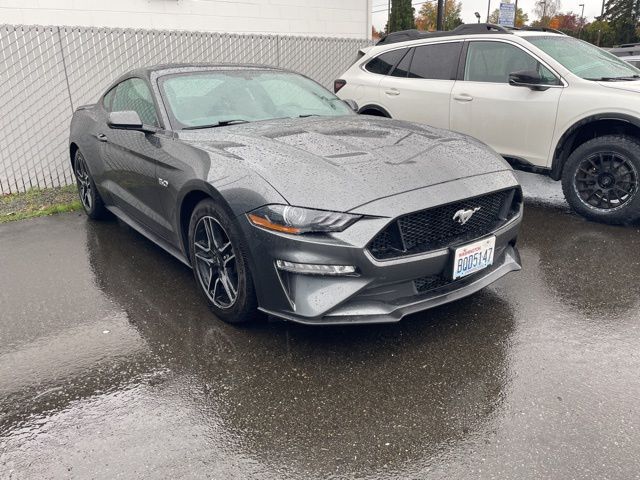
[587,75,640,81]
[182,119,249,130]
[298,114,320,118]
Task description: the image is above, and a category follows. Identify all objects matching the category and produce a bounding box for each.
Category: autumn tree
[415,0,463,31]
[488,7,529,27]
[387,0,415,33]
[534,0,561,26]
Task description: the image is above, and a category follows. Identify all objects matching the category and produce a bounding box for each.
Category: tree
[416,0,463,31]
[488,7,529,27]
[534,0,561,26]
[602,0,640,44]
[548,12,584,33]
[582,20,616,46]
[387,0,415,33]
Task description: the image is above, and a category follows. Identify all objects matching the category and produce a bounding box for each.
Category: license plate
[452,236,496,280]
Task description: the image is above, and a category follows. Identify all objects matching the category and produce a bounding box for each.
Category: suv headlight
[247,205,361,234]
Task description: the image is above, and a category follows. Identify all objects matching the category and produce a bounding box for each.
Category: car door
[450,40,563,167]
[378,41,463,129]
[101,77,174,238]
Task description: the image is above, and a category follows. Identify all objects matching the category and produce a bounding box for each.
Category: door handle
[96,133,108,142]
[453,94,473,102]
[385,89,400,96]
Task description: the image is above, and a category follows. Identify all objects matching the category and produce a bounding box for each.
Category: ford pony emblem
[453,207,481,225]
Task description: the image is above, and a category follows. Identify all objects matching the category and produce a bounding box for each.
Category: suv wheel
[188,198,259,324]
[562,135,640,224]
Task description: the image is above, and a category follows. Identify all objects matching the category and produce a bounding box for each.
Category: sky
[371,0,604,30]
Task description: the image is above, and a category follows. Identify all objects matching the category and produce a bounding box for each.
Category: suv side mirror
[343,99,359,112]
[508,70,553,91]
[108,111,155,132]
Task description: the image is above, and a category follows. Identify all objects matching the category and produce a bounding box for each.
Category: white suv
[336,24,640,224]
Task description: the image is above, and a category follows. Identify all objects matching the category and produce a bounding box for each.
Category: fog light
[275,260,356,276]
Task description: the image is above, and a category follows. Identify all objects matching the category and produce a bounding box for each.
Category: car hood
[598,80,640,94]
[178,116,511,212]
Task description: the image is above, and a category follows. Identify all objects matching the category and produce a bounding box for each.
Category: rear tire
[74,150,108,220]
[188,198,259,324]
[561,135,640,225]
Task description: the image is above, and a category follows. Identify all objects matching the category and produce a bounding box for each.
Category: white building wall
[0,0,372,39]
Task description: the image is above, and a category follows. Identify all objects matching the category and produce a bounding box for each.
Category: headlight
[247,205,361,234]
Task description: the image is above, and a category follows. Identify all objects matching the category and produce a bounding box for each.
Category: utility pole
[514,0,519,27]
[578,3,585,38]
[437,0,445,30]
[540,0,547,25]
[596,0,605,46]
[486,0,491,23]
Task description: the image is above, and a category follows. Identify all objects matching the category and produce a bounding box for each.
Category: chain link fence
[0,25,371,194]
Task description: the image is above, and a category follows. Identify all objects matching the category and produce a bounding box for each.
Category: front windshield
[159,70,353,129]
[526,36,640,80]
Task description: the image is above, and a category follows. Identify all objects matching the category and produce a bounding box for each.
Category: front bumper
[240,173,522,325]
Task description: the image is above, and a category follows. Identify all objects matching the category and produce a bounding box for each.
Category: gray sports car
[69,63,522,325]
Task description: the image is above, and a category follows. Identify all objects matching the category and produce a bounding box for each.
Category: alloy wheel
[193,216,239,309]
[574,152,638,210]
[75,155,93,211]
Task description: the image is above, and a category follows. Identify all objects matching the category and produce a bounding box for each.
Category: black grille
[368,189,519,260]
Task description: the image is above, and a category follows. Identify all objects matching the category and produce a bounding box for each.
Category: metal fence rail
[0,25,371,194]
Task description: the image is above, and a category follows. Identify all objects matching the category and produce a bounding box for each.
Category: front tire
[562,135,640,225]
[74,150,108,220]
[188,199,259,324]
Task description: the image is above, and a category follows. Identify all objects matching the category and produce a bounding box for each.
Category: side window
[111,78,159,126]
[408,42,463,80]
[365,48,408,75]
[103,87,116,111]
[464,41,560,84]
[390,49,413,78]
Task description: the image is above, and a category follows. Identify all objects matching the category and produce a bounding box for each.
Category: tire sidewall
[74,150,102,219]
[562,136,640,225]
[187,199,257,323]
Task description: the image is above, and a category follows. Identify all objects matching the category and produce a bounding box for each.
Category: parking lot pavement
[2,174,640,479]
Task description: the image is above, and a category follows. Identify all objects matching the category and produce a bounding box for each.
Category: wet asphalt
[2,172,640,479]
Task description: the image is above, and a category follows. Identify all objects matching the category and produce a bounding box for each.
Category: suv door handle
[385,89,400,96]
[96,133,108,142]
[453,94,473,102]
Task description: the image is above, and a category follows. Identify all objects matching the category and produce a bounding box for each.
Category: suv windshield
[159,70,352,129]
[526,36,640,80]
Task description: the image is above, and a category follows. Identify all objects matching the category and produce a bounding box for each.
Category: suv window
[111,78,159,126]
[365,48,408,75]
[408,42,462,80]
[464,41,559,84]
[390,49,413,77]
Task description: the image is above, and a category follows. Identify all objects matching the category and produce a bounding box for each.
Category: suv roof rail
[376,23,511,45]
[519,26,566,35]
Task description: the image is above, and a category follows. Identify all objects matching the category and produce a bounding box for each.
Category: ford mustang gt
[69,63,522,324]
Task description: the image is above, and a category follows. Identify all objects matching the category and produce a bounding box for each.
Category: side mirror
[108,110,151,131]
[508,70,551,91]
[343,99,359,112]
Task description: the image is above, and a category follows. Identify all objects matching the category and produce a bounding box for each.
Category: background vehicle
[609,43,640,68]
[336,24,640,224]
[69,63,522,325]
